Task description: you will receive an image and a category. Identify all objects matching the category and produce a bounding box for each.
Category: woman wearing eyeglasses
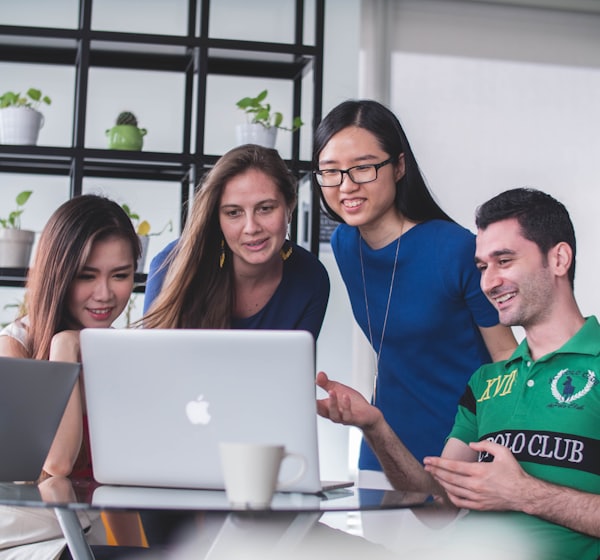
[313,99,517,489]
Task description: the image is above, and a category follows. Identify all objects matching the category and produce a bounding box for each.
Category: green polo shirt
[449,316,600,559]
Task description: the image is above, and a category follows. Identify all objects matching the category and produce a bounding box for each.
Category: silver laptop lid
[0,357,80,482]
[80,328,321,492]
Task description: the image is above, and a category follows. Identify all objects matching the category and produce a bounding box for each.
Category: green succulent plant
[116,111,138,127]
[0,88,51,111]
[0,191,33,229]
[236,89,303,132]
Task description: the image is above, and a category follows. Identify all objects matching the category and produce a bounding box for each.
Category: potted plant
[0,88,51,145]
[106,111,147,151]
[0,190,36,268]
[235,89,303,148]
[121,203,172,273]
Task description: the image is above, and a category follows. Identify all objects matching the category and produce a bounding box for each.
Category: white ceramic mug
[219,442,307,508]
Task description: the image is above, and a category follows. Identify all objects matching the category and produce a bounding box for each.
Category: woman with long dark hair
[0,194,146,556]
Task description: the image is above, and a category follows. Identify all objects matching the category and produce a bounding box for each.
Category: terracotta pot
[0,229,35,268]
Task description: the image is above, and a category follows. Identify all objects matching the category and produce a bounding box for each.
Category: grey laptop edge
[0,356,80,482]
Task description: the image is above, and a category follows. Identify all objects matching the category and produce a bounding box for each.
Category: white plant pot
[137,235,150,273]
[0,107,45,145]
[0,229,36,268]
[235,123,277,149]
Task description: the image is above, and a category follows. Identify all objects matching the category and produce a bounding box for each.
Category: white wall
[361,0,600,319]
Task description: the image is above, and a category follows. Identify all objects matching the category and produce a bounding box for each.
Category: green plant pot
[106,125,147,151]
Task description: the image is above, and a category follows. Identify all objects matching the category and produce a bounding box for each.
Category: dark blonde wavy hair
[21,194,141,360]
[142,144,297,329]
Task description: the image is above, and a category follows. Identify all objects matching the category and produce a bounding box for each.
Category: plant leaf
[0,91,18,108]
[292,116,304,130]
[273,112,283,128]
[256,89,268,102]
[255,108,270,123]
[236,97,253,110]
[16,190,32,206]
[27,88,42,102]
[8,210,23,228]
[137,220,151,236]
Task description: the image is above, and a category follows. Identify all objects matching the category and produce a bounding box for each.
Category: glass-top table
[0,478,430,512]
[0,478,434,560]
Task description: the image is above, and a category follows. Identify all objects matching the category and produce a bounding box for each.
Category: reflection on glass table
[0,478,431,512]
[0,478,433,560]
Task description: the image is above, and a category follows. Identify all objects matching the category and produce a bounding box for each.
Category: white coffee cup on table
[219,442,307,508]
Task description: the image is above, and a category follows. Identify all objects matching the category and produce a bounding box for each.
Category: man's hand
[315,371,383,430]
[423,440,531,511]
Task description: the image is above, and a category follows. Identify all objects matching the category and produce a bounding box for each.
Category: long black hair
[313,99,453,224]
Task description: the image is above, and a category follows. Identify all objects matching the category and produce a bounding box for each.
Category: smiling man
[317,188,600,559]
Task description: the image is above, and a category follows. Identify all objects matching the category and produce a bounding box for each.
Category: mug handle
[276,452,307,489]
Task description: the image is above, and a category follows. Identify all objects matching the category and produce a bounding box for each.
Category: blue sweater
[332,220,500,467]
[144,240,330,340]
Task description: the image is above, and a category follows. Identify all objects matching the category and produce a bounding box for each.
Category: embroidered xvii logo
[549,369,597,407]
[476,368,518,402]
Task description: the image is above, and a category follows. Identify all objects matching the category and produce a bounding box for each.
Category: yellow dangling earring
[280,240,293,261]
[219,239,226,269]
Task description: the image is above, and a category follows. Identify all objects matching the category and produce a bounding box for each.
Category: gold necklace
[359,234,401,405]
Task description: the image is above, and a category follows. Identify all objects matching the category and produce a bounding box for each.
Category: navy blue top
[144,240,330,340]
[332,220,500,467]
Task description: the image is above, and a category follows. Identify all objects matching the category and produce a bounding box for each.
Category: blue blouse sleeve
[143,239,178,314]
[437,223,499,328]
[293,253,330,339]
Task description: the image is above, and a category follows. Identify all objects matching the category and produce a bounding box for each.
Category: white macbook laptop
[0,356,80,482]
[80,328,334,493]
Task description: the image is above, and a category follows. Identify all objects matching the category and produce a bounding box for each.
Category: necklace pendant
[359,234,402,409]
[372,368,379,405]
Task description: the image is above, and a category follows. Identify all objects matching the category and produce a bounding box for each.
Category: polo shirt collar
[505,315,600,367]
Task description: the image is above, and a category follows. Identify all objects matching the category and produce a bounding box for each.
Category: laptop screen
[80,328,322,492]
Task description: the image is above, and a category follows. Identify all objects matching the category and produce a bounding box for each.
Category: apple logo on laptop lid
[185,395,211,425]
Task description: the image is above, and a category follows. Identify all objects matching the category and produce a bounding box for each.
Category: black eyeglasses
[313,158,393,187]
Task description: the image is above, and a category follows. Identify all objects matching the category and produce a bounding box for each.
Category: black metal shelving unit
[0,0,325,289]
